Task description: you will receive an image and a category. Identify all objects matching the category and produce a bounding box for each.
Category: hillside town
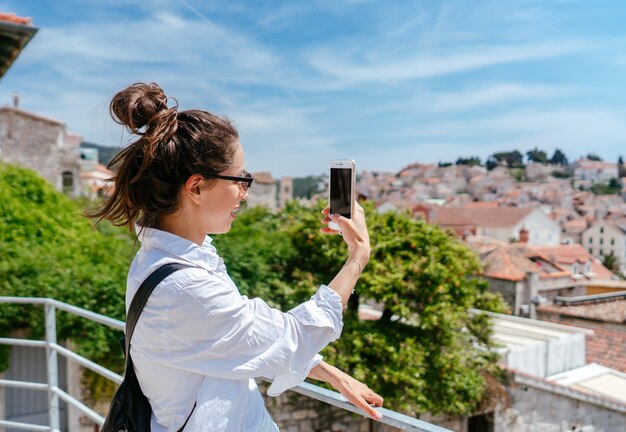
[3,8,626,432]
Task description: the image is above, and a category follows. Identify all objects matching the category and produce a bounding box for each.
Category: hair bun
[110,82,169,133]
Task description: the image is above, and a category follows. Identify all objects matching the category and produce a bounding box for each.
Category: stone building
[247,172,294,211]
[0,103,92,197]
[247,171,277,210]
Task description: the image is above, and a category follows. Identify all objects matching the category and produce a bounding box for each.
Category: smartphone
[328,159,356,231]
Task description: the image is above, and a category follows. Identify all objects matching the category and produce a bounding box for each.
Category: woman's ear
[184,174,205,203]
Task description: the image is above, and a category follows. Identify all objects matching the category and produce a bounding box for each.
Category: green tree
[602,252,619,274]
[456,156,482,166]
[526,147,548,164]
[216,202,507,416]
[491,151,524,168]
[618,156,626,178]
[586,153,602,161]
[549,149,569,166]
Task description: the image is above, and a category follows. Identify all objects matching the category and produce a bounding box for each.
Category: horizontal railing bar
[0,378,48,391]
[0,296,125,330]
[51,343,123,385]
[51,386,105,426]
[268,380,452,432]
[0,295,448,431]
[0,420,52,431]
[0,337,47,348]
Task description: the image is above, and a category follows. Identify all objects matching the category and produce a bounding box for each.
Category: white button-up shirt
[126,227,344,432]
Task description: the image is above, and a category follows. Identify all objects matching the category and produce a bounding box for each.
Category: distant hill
[80,141,124,168]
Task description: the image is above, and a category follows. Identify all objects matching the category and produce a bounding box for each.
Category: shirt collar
[135,225,222,272]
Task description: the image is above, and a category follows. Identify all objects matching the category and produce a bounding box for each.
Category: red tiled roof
[460,206,534,227]
[0,13,32,26]
[562,217,588,232]
[431,206,475,227]
[537,298,626,324]
[464,201,500,208]
[586,327,626,374]
[591,259,616,280]
[529,244,592,265]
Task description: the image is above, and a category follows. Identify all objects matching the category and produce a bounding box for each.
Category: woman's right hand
[320,203,371,266]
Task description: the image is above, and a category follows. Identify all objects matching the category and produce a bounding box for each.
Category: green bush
[0,162,133,379]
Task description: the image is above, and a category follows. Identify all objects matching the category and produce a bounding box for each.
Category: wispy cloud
[308,40,590,84]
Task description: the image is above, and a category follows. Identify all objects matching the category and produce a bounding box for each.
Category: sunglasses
[207,170,254,192]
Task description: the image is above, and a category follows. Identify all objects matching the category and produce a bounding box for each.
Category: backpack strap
[125,262,196,431]
[125,263,187,356]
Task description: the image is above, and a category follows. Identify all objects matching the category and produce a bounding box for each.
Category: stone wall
[496,373,626,432]
[0,107,82,196]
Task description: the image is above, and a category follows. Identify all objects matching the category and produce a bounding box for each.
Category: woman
[93,82,382,431]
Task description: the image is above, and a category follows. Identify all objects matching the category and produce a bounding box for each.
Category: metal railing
[0,296,451,432]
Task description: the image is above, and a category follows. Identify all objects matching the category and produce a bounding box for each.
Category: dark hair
[90,82,239,230]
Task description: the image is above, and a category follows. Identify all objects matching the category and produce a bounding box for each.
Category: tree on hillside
[549,149,569,166]
[490,151,524,168]
[618,156,626,178]
[586,153,602,161]
[456,156,482,166]
[216,202,507,416]
[526,147,548,164]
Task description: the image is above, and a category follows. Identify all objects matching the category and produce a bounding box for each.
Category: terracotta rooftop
[537,297,626,324]
[586,326,626,374]
[430,206,475,227]
[464,201,500,208]
[457,206,535,228]
[529,244,594,265]
[562,217,588,232]
[0,13,32,26]
[477,243,570,281]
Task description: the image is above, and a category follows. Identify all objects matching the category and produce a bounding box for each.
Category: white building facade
[582,220,626,274]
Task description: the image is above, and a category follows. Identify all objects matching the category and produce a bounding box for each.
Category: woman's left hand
[330,370,384,420]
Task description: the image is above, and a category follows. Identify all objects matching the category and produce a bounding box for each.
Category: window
[589,248,593,254]
[611,238,615,245]
[62,171,74,193]
[600,238,604,245]
[589,238,593,244]
[600,227,604,234]
[600,249,604,256]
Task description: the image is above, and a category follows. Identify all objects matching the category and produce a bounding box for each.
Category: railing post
[45,303,60,431]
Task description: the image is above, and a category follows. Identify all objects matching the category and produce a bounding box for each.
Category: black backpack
[102,263,196,432]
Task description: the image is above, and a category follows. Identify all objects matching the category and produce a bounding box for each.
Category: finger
[321,207,330,215]
[354,394,382,420]
[321,216,330,224]
[319,227,341,235]
[365,392,384,407]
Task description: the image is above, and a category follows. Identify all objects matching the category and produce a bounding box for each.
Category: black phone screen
[330,167,352,218]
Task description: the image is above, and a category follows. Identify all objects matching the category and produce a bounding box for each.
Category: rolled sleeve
[266,353,323,397]
[288,284,344,339]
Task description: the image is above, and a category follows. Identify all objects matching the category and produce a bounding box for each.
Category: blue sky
[2,0,626,176]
